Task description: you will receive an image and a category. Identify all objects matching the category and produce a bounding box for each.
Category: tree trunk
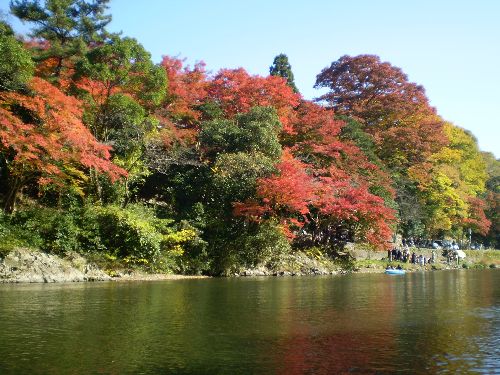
[54,56,64,78]
[90,167,103,204]
[121,177,130,208]
[3,176,22,214]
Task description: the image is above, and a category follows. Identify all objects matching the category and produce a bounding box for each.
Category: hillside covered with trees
[1,0,498,275]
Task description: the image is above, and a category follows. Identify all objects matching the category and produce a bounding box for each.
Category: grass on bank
[352,248,500,271]
[350,258,438,272]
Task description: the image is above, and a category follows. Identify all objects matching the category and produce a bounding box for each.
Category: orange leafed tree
[159,58,301,131]
[315,54,447,169]
[463,196,491,236]
[234,102,397,249]
[207,68,301,133]
[0,77,125,212]
[289,101,394,193]
[233,149,316,238]
[313,175,396,249]
[160,56,209,125]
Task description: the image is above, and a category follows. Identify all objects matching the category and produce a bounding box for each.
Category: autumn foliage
[315,54,447,168]
[160,56,208,124]
[233,149,316,238]
[207,68,301,133]
[0,77,125,211]
[1,0,497,277]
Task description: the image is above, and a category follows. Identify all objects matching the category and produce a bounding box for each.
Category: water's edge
[1,247,497,284]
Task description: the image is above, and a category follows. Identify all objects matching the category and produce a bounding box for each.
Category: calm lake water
[0,269,498,374]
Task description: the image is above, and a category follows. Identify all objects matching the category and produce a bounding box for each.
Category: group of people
[387,247,436,266]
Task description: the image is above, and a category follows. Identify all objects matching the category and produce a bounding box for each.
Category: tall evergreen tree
[10,0,112,79]
[269,53,299,93]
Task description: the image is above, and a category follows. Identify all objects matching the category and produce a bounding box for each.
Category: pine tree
[269,53,299,93]
[10,0,112,79]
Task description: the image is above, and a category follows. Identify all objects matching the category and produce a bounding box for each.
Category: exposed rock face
[239,251,338,277]
[0,248,111,283]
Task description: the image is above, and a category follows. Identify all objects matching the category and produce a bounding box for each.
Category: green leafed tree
[0,20,34,91]
[75,36,166,112]
[269,53,299,93]
[479,152,500,247]
[73,36,166,204]
[199,106,283,162]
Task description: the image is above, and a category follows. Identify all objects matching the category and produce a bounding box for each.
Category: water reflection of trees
[0,271,497,374]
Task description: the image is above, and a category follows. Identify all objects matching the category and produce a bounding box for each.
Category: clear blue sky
[3,0,499,157]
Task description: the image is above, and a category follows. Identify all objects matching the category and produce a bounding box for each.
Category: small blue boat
[385,269,406,275]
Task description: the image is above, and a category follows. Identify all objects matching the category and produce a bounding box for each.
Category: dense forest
[0,0,498,275]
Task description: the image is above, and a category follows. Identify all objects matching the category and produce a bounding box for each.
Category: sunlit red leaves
[315,54,447,168]
[159,56,301,133]
[0,77,125,186]
[256,149,316,214]
[315,175,396,249]
[74,76,122,107]
[234,149,396,248]
[463,196,491,235]
[291,101,395,198]
[288,101,343,147]
[160,56,209,124]
[234,150,315,238]
[234,149,314,208]
[207,68,301,133]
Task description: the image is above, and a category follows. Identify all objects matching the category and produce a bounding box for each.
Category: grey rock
[0,248,111,283]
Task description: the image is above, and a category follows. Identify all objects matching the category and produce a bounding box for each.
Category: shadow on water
[0,270,498,374]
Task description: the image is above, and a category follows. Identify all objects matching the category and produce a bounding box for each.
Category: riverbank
[238,247,500,277]
[1,247,498,283]
[0,248,207,283]
[347,248,500,273]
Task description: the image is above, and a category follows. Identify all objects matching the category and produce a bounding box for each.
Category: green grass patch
[353,259,389,269]
[463,250,500,266]
[431,263,446,270]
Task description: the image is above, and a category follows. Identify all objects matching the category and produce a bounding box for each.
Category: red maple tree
[207,68,301,133]
[0,77,125,212]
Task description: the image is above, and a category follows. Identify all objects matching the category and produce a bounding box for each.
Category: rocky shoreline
[0,248,338,283]
[1,247,498,284]
[0,248,210,283]
[0,248,111,283]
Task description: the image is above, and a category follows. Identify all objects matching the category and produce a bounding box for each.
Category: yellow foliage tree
[409,123,488,237]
